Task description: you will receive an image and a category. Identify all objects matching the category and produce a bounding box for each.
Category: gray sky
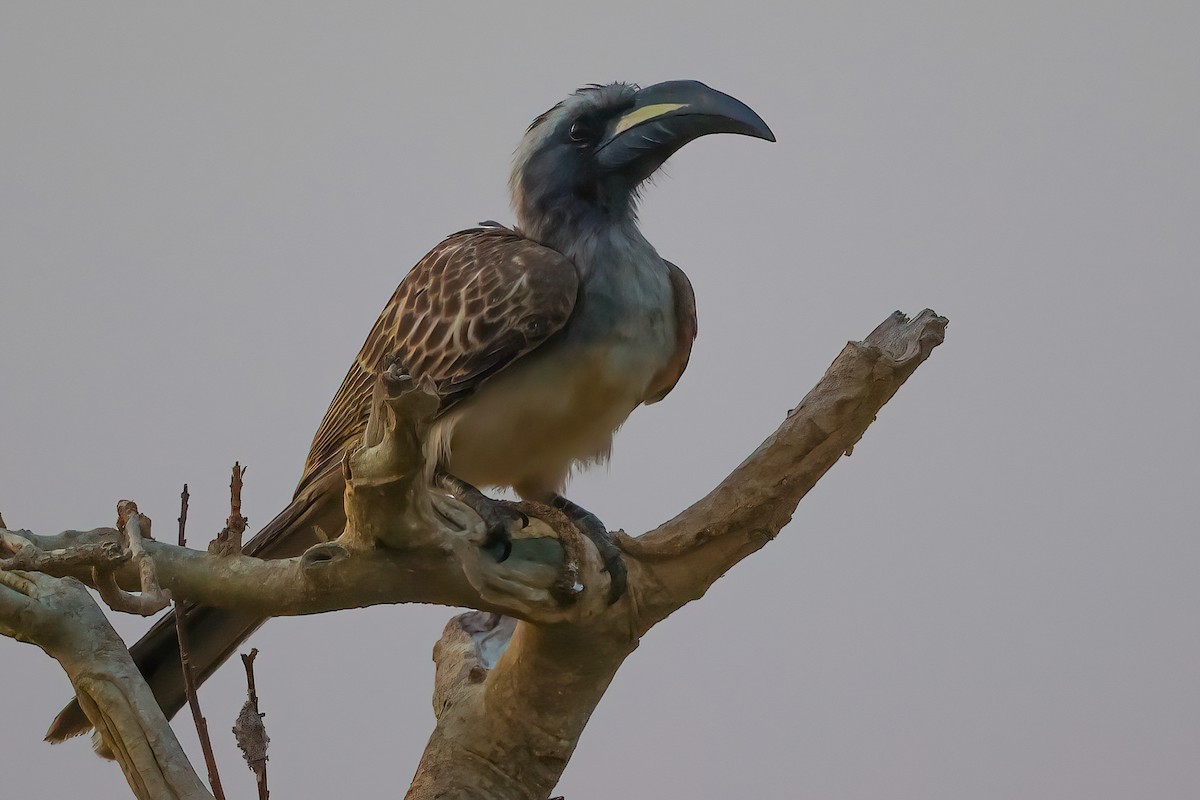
[2,2,1197,798]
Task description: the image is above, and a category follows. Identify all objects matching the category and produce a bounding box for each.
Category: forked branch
[0,308,947,800]
[401,309,947,800]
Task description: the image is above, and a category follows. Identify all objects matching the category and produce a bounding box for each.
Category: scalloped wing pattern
[298,226,579,494]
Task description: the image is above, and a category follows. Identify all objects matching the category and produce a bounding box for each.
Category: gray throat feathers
[530,213,674,347]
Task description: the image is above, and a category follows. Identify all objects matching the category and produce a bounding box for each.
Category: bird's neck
[541,208,674,347]
[518,202,653,277]
[564,218,656,281]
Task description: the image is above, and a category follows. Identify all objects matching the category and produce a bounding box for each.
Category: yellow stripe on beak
[611,103,688,136]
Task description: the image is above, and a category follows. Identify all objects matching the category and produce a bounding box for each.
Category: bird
[47,79,774,747]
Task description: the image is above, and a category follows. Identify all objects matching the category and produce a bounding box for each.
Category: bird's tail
[45,468,346,752]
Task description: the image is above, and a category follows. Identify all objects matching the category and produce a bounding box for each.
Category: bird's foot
[435,472,524,562]
[550,495,627,604]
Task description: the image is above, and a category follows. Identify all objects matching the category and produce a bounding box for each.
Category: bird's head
[510,80,774,245]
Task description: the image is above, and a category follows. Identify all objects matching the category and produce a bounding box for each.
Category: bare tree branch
[175,484,227,800]
[0,528,129,573]
[111,501,172,615]
[2,366,602,624]
[0,569,213,800]
[402,309,947,799]
[620,309,947,627]
[0,308,946,800]
[407,612,634,800]
[28,500,175,617]
[209,464,248,556]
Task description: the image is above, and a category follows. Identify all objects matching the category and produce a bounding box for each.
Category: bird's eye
[569,121,596,145]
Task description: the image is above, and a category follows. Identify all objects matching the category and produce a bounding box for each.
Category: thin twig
[235,648,270,800]
[242,649,259,706]
[177,483,189,547]
[229,463,246,530]
[209,463,249,555]
[175,483,226,800]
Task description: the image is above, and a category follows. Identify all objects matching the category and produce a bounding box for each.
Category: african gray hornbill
[47,80,774,746]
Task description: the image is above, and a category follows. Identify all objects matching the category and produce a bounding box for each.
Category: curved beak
[595,80,775,179]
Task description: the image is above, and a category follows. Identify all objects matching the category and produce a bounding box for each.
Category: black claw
[436,470,519,562]
[483,524,513,562]
[474,506,520,563]
[601,553,627,605]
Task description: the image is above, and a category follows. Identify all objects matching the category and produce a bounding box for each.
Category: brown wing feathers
[645,260,698,404]
[297,226,578,494]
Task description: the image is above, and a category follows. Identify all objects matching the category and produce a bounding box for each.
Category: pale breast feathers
[298,226,579,493]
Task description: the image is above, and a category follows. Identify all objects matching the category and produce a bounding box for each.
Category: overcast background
[2,3,1197,798]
